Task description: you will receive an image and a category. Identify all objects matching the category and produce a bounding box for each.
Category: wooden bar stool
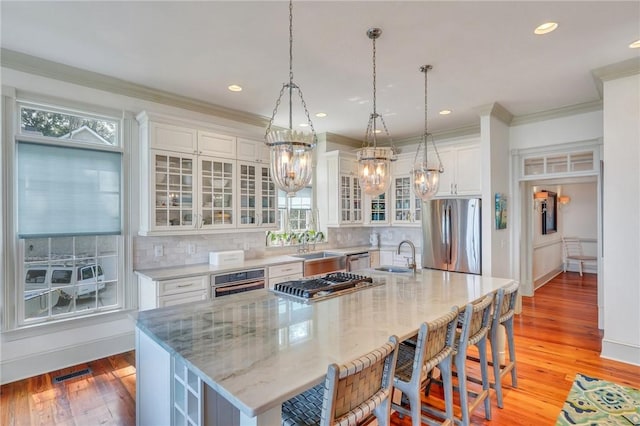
[281,335,399,426]
[392,306,459,426]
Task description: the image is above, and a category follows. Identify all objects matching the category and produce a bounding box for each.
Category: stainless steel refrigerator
[422,198,481,274]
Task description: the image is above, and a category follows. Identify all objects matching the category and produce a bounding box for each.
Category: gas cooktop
[272,272,380,302]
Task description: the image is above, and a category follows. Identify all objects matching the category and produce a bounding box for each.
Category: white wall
[601,73,640,365]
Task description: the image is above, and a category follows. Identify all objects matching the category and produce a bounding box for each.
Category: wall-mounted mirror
[542,191,557,234]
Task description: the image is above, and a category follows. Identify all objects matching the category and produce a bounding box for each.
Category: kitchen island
[134,269,515,426]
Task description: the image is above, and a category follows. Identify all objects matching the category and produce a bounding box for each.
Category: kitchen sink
[374,266,414,273]
[290,251,341,260]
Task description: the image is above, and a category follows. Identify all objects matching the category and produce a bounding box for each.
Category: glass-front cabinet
[237,161,277,228]
[392,176,421,225]
[340,175,363,224]
[366,191,389,225]
[200,158,235,229]
[153,151,196,230]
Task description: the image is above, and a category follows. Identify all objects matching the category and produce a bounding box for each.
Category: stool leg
[478,338,492,420]
[491,325,504,408]
[505,319,518,388]
[455,350,470,426]
[439,357,454,422]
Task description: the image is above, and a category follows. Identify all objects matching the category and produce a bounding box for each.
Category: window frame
[4,96,130,329]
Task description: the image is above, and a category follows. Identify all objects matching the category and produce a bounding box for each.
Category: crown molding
[394,124,481,147]
[591,57,640,98]
[322,132,362,148]
[1,48,271,129]
[510,100,603,126]
[475,102,514,125]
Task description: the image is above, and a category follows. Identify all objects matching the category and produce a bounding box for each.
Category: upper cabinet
[391,155,422,226]
[318,151,364,227]
[237,138,270,164]
[434,143,481,197]
[137,112,277,235]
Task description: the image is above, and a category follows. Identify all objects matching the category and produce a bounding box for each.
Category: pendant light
[357,28,397,197]
[411,65,443,200]
[265,0,316,197]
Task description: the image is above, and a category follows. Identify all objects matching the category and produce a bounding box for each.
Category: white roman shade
[17,141,122,238]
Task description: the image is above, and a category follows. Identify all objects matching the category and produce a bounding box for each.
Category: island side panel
[136,327,171,426]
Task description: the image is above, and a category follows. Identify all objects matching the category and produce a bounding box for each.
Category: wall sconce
[534,191,548,214]
[558,195,571,205]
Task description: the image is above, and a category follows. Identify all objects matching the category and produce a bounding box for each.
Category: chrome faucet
[397,240,417,270]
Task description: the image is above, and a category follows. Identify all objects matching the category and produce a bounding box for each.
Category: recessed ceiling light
[439,109,452,115]
[374,129,382,134]
[228,84,243,92]
[299,123,309,127]
[534,22,558,35]
[315,112,327,118]
[630,39,640,49]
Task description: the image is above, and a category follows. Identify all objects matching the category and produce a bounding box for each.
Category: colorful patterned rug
[556,373,640,425]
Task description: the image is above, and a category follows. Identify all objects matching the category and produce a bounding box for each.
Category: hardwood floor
[2,272,639,425]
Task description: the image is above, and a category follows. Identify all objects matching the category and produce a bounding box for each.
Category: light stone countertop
[134,268,515,420]
[135,246,377,281]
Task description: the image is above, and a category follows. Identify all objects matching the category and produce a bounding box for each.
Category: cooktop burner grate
[273,272,374,300]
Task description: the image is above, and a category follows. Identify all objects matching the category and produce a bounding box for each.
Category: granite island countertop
[134,268,515,423]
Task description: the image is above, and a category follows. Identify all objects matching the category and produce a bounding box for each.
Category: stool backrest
[459,295,493,347]
[494,282,519,324]
[321,335,399,425]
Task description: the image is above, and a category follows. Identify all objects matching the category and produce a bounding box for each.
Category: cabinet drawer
[158,276,208,297]
[269,273,303,289]
[268,262,303,279]
[158,290,208,307]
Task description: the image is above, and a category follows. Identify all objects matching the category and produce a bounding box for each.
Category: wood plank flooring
[2,272,640,425]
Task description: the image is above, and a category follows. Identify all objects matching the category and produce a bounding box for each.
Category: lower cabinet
[138,274,209,311]
[267,262,303,289]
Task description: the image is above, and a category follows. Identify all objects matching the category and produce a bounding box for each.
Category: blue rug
[556,373,640,425]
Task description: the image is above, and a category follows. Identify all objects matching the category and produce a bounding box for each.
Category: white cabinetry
[138,112,275,235]
[237,138,270,163]
[138,274,209,311]
[391,155,422,226]
[435,144,481,197]
[267,262,303,289]
[365,190,390,226]
[320,151,363,226]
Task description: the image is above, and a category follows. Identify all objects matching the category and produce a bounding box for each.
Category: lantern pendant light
[411,65,444,201]
[357,28,397,197]
[265,0,316,197]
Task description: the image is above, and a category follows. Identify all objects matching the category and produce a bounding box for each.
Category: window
[278,186,312,232]
[12,102,124,326]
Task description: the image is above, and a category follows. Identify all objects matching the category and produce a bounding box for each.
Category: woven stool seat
[281,335,399,426]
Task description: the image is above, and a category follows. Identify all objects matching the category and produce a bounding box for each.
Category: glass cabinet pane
[153,152,195,229]
[570,151,594,171]
[524,157,544,175]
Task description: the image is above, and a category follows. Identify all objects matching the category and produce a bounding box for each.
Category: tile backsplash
[133,227,422,270]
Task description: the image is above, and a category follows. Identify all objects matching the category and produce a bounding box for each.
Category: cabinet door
[455,145,482,195]
[352,177,363,223]
[152,151,196,230]
[392,176,413,224]
[197,131,236,158]
[435,149,456,197]
[237,138,270,163]
[150,122,197,153]
[200,157,235,229]
[159,291,208,308]
[367,191,389,225]
[238,161,277,228]
[340,175,353,223]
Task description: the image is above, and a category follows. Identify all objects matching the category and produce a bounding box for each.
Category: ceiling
[1,1,639,141]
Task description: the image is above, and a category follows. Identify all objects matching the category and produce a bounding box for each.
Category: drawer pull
[177,283,193,288]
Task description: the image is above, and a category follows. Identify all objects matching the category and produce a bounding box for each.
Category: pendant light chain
[264,0,316,143]
[364,28,393,149]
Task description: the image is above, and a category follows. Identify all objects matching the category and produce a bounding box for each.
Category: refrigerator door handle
[445,204,452,265]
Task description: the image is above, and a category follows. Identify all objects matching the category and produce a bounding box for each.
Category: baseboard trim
[534,268,563,290]
[601,338,640,367]
[0,331,134,385]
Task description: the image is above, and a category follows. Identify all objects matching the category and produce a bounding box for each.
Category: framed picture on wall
[542,191,557,234]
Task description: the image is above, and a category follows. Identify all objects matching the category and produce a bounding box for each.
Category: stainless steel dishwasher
[346,252,371,272]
